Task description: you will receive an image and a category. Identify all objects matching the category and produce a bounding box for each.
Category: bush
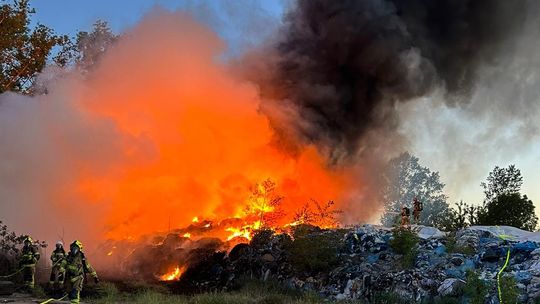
[287,225,340,273]
[389,227,419,268]
[499,275,518,304]
[464,270,489,304]
[443,234,456,253]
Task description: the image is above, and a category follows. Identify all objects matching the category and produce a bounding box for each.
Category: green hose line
[497,245,511,303]
[0,265,29,278]
[39,293,68,304]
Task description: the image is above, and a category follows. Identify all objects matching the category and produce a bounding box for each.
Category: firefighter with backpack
[19,236,40,292]
[64,240,99,304]
[401,206,411,226]
[413,197,423,224]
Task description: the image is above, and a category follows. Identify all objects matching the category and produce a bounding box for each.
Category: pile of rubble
[166,224,540,303]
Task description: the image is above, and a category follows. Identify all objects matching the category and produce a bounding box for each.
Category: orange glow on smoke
[57,12,356,243]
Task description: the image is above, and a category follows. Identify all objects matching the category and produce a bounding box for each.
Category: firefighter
[49,241,66,289]
[64,240,99,304]
[19,236,40,292]
[401,206,410,226]
[413,197,423,224]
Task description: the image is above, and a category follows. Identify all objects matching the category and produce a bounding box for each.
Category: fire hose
[495,226,514,304]
[0,265,30,278]
[38,294,68,304]
[497,247,511,304]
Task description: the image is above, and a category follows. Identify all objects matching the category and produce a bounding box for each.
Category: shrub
[464,270,489,304]
[499,275,518,304]
[443,234,456,253]
[287,226,340,273]
[389,227,419,268]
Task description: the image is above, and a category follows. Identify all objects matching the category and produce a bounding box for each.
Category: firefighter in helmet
[64,240,99,304]
[401,205,411,226]
[413,197,423,224]
[49,241,66,289]
[19,236,40,292]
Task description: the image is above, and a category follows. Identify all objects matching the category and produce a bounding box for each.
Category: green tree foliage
[381,152,449,228]
[74,20,117,72]
[0,0,71,94]
[481,164,523,204]
[477,193,538,231]
[477,164,538,231]
[440,201,484,231]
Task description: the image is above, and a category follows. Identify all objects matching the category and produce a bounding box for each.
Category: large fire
[65,12,356,245]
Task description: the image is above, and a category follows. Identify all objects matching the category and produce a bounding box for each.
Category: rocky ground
[2,225,540,303]
[174,224,540,303]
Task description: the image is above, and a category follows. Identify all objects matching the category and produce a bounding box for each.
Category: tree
[480,165,523,203]
[381,152,449,228]
[441,201,468,231]
[477,193,538,231]
[0,0,71,94]
[74,20,117,72]
[245,179,284,228]
[293,199,342,228]
[440,201,483,231]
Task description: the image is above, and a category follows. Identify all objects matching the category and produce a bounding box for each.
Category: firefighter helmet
[71,240,83,251]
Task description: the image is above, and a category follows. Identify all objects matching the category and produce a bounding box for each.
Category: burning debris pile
[95,178,344,285]
[101,224,540,303]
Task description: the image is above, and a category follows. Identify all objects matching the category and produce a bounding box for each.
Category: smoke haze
[1,0,540,255]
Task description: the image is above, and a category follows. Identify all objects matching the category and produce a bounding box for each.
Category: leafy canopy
[381,152,449,228]
[0,0,71,94]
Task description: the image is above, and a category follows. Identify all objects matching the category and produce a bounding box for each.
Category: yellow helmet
[23,236,33,243]
[70,240,83,251]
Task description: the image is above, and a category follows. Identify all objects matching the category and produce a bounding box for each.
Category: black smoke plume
[257,0,527,161]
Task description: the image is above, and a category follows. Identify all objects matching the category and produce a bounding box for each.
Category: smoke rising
[1,0,539,264]
[0,9,356,252]
[399,1,540,204]
[255,0,528,162]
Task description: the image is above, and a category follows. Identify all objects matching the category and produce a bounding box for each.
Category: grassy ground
[89,280,326,304]
[82,279,463,304]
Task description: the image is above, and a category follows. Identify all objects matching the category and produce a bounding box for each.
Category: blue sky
[32,0,285,54]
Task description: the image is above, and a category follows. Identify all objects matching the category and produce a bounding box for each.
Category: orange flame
[50,12,360,244]
[159,266,185,281]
